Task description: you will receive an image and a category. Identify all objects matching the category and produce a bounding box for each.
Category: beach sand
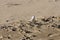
[0,0,60,40]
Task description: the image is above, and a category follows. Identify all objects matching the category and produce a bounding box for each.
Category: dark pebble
[41,18,50,22]
[6,20,9,22]
[51,24,57,28]
[12,27,17,31]
[57,25,60,28]
[32,35,36,37]
[51,16,56,18]
[22,38,26,40]
[25,30,32,33]
[48,33,52,37]
[26,37,30,39]
[8,36,11,39]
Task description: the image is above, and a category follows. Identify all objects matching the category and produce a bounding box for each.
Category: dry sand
[0,0,60,22]
[0,16,60,40]
[0,0,60,40]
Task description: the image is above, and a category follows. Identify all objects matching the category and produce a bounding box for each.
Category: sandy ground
[0,0,60,40]
[0,16,60,40]
[0,0,60,22]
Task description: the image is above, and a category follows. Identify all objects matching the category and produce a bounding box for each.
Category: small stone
[41,18,50,22]
[51,16,56,18]
[22,38,26,40]
[26,37,30,39]
[6,20,9,22]
[25,30,32,33]
[7,35,12,39]
[57,25,60,28]
[12,27,17,31]
[48,33,52,37]
[8,36,11,39]
[32,35,36,37]
[51,23,57,28]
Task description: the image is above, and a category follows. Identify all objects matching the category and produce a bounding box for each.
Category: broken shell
[28,16,35,22]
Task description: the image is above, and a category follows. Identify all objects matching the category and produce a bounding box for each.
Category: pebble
[57,25,60,28]
[12,27,17,31]
[25,30,32,33]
